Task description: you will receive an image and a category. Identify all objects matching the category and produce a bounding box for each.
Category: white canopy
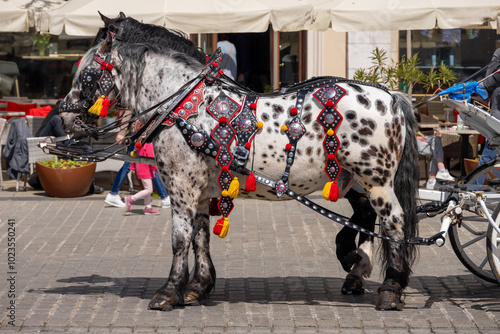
[22,0,500,35]
[0,2,28,32]
[0,0,65,32]
[40,0,316,36]
[311,0,500,31]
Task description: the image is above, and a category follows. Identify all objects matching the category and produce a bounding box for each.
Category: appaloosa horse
[58,14,419,311]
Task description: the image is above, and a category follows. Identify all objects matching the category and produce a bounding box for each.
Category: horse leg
[148,206,194,311]
[368,186,413,311]
[337,189,376,295]
[184,199,216,304]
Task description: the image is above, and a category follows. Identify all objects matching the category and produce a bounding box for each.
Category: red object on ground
[28,105,52,117]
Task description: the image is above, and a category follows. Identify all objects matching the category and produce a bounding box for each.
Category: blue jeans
[110,143,168,198]
[473,142,500,185]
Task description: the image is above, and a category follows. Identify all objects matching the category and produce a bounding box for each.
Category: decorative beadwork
[314,84,345,183]
[207,91,241,218]
[163,82,206,127]
[275,90,307,198]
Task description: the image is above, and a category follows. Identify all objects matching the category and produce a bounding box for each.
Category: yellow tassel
[130,151,137,158]
[322,181,339,202]
[228,177,239,198]
[322,182,333,201]
[219,217,230,238]
[89,96,105,116]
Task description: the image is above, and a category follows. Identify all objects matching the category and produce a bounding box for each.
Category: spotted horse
[55,15,419,311]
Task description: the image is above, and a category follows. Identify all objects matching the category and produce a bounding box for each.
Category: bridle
[60,35,120,125]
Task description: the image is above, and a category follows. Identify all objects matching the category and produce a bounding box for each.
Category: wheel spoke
[462,233,486,248]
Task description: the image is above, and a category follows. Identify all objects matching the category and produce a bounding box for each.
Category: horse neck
[117,52,202,118]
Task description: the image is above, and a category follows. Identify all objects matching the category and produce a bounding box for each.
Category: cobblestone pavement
[0,182,499,333]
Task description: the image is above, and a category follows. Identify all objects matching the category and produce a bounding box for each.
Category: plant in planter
[420,61,457,94]
[352,47,424,99]
[36,157,96,198]
[33,33,51,56]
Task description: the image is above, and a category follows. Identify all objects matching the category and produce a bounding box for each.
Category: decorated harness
[123,49,349,238]
[55,48,440,246]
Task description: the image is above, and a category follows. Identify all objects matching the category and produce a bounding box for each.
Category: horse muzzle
[59,101,84,113]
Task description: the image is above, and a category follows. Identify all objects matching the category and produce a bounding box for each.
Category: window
[0,31,93,99]
[400,29,499,93]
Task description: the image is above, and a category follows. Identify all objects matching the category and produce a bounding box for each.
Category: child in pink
[125,143,161,215]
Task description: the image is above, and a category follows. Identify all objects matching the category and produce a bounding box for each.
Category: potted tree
[418,61,457,122]
[36,157,96,198]
[352,47,424,97]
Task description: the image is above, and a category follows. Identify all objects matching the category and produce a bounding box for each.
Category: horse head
[59,13,126,135]
[60,13,206,135]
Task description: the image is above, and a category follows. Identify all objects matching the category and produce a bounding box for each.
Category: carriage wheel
[487,204,500,284]
[447,158,500,283]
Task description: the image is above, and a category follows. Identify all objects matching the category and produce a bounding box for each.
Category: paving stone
[0,186,499,333]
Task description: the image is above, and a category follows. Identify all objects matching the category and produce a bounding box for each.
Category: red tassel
[213,217,224,235]
[329,181,339,202]
[213,217,229,238]
[245,172,256,192]
[209,198,221,216]
[100,96,109,117]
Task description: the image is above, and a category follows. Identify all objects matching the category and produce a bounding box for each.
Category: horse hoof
[148,292,179,311]
[184,291,201,305]
[341,277,365,295]
[375,290,405,310]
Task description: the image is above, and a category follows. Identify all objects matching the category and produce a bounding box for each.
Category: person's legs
[105,161,131,208]
[473,142,500,185]
[39,115,67,138]
[429,136,454,181]
[152,171,171,208]
[129,180,151,204]
[418,137,437,189]
[127,178,160,215]
[152,172,168,198]
[110,162,131,195]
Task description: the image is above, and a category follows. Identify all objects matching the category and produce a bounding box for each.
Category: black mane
[111,16,206,64]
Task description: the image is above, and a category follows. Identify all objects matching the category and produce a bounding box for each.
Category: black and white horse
[59,14,419,310]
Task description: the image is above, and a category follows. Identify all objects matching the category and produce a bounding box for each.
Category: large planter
[36,161,96,198]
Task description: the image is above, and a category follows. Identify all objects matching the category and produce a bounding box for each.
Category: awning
[0,0,65,32]
[311,0,500,31]
[0,2,29,32]
[32,0,500,35]
[40,0,316,36]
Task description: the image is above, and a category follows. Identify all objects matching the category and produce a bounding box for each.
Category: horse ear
[99,11,112,25]
[99,11,122,34]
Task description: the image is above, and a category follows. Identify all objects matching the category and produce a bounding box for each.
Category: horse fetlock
[375,290,405,311]
[148,287,181,311]
[184,277,215,304]
[184,290,202,304]
[339,249,362,272]
[341,275,365,295]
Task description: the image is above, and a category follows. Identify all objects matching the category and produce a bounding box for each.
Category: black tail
[384,92,419,286]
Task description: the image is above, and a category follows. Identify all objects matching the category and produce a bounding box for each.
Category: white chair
[26,115,46,137]
[16,137,54,191]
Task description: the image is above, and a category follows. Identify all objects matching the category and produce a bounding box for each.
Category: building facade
[0,27,499,100]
